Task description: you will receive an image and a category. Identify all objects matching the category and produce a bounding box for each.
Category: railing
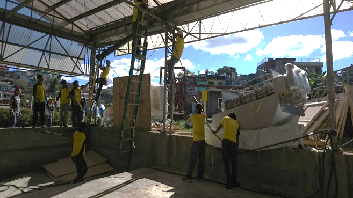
[295,58,320,62]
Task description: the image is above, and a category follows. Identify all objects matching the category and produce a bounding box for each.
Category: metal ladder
[118,9,149,172]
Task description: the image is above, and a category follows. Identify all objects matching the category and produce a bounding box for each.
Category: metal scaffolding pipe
[162,30,168,132]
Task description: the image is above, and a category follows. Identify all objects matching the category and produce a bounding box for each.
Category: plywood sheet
[51,162,114,182]
[113,74,151,130]
[43,150,107,178]
[213,94,280,130]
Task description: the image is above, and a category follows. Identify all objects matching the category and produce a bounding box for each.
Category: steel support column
[88,43,96,123]
[162,30,168,132]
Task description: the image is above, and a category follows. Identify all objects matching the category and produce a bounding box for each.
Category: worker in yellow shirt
[96,60,111,101]
[167,30,184,82]
[132,0,147,56]
[56,80,71,128]
[71,122,87,183]
[32,75,46,128]
[183,103,206,183]
[70,80,88,127]
[132,0,147,24]
[212,112,241,191]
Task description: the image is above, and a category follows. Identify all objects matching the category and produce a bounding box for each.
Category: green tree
[49,75,62,92]
[100,88,113,101]
[177,69,195,78]
[217,66,236,76]
[307,70,326,99]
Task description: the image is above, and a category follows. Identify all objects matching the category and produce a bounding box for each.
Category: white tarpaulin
[206,124,303,150]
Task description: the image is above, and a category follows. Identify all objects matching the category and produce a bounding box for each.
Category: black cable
[305,138,328,198]
[237,131,324,154]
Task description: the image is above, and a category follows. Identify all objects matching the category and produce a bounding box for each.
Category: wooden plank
[340,97,353,139]
[43,150,107,178]
[52,162,114,182]
[337,97,349,137]
[113,74,151,130]
[305,110,329,134]
[304,102,329,133]
[302,139,325,147]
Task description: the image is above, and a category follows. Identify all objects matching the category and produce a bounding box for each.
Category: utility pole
[323,0,337,148]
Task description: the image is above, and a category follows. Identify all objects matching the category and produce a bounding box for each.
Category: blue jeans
[46,115,52,127]
[186,140,206,180]
[12,112,19,127]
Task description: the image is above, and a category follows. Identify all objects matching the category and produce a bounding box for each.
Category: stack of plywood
[43,150,114,182]
[113,74,151,130]
[302,90,353,147]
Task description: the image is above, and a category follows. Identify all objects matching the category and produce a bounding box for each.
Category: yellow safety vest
[73,87,82,105]
[60,86,71,104]
[100,67,110,79]
[172,35,184,59]
[34,83,45,103]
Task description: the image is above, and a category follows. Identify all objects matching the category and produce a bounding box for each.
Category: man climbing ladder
[167,30,184,82]
[96,60,111,101]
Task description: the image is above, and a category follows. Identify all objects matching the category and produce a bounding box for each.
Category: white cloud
[151,81,161,86]
[321,40,353,62]
[350,32,353,37]
[76,76,89,80]
[257,35,325,57]
[244,54,252,61]
[62,76,71,81]
[189,30,264,55]
[331,29,345,41]
[106,57,197,86]
[234,54,240,59]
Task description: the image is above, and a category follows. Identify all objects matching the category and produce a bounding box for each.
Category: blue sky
[67,10,353,87]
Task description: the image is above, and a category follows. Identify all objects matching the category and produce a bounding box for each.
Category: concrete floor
[0,168,282,198]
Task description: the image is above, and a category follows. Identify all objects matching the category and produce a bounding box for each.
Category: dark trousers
[167,56,179,82]
[71,154,87,182]
[32,102,45,126]
[222,139,238,188]
[186,140,206,179]
[72,105,83,127]
[96,78,107,101]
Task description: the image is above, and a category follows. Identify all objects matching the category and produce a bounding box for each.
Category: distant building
[216,76,226,86]
[205,89,222,117]
[0,64,10,76]
[338,64,353,83]
[257,57,323,75]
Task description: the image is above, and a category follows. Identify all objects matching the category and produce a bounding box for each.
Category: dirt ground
[1,167,282,198]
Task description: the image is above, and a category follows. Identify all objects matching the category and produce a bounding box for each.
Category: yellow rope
[250,98,265,119]
[268,125,277,143]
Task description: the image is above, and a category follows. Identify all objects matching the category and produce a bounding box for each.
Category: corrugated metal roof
[0,20,87,75]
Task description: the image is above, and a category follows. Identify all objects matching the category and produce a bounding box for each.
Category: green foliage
[308,70,327,99]
[100,89,113,100]
[216,66,236,76]
[177,69,195,78]
[49,75,62,92]
[173,119,192,130]
[0,107,72,127]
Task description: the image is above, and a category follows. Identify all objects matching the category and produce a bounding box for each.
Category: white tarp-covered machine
[207,63,310,149]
